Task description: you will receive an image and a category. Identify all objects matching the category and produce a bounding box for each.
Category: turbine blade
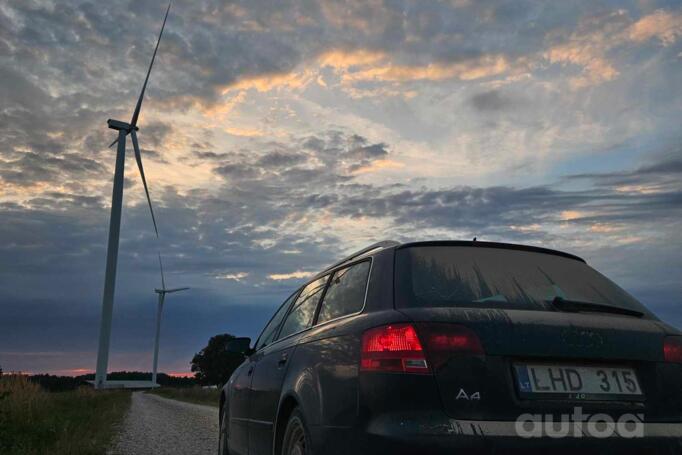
[158,253,166,290]
[109,136,119,148]
[166,287,190,293]
[129,1,171,129]
[131,130,158,237]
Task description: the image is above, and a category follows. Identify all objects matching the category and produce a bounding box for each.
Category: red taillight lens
[664,336,682,363]
[417,323,485,371]
[360,324,430,374]
[422,325,484,354]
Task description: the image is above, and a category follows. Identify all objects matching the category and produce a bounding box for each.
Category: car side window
[317,261,371,324]
[278,276,329,339]
[255,292,298,351]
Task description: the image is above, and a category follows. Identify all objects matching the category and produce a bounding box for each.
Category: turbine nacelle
[107,119,138,132]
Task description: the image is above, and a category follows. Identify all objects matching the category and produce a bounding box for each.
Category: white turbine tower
[152,254,189,386]
[94,2,171,389]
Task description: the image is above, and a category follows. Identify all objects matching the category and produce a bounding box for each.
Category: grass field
[0,374,130,454]
[148,386,220,407]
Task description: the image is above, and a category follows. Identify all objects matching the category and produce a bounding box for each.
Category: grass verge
[148,386,220,407]
[0,374,130,455]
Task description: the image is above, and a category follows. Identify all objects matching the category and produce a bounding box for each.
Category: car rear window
[317,261,371,324]
[395,246,647,313]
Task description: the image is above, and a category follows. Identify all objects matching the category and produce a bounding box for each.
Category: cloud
[341,54,511,83]
[268,270,316,281]
[565,155,682,188]
[0,152,105,188]
[541,8,682,89]
[221,70,313,94]
[224,126,267,137]
[318,49,387,69]
[215,272,249,282]
[542,11,627,88]
[468,89,519,112]
[350,159,404,174]
[629,10,682,46]
[206,131,396,191]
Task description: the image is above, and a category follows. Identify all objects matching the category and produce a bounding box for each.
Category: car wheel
[218,403,230,455]
[281,408,312,455]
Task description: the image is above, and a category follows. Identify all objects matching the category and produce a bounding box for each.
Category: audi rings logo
[515,407,644,439]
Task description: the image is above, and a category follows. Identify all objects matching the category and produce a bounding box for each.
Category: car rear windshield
[395,245,648,314]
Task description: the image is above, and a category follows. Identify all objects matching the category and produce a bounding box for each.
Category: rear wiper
[549,296,644,318]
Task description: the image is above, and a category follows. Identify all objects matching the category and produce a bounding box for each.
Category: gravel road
[110,392,218,455]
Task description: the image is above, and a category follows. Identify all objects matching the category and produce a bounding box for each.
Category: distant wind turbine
[94,2,171,389]
[152,254,189,386]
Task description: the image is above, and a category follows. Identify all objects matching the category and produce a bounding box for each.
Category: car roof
[319,240,585,276]
[396,240,586,263]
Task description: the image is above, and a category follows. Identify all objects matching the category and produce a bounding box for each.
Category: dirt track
[110,391,218,455]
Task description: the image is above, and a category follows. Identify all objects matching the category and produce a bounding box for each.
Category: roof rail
[322,240,400,273]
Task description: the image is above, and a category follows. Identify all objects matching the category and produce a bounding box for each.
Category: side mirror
[226,337,252,355]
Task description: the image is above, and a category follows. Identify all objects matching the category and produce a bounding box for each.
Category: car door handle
[277,353,288,367]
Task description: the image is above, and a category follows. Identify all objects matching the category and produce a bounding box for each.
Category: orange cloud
[544,41,619,88]
[221,70,313,94]
[268,270,315,280]
[201,91,247,117]
[541,10,630,88]
[559,210,583,221]
[543,9,682,89]
[224,126,265,137]
[342,55,510,83]
[629,10,682,46]
[318,49,387,69]
[351,159,405,174]
[218,49,513,100]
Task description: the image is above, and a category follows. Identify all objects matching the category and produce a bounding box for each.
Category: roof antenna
[473,237,477,242]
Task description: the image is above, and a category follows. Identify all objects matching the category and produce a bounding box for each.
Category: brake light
[664,336,682,363]
[360,324,430,374]
[423,326,484,353]
[417,323,485,371]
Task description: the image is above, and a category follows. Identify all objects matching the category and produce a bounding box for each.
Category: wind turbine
[94,2,171,389]
[152,254,189,386]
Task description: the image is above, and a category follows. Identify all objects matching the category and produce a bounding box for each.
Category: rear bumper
[362,411,682,453]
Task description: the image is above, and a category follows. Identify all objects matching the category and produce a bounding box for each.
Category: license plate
[514,364,644,401]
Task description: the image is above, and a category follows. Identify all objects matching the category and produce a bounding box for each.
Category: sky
[0,0,681,376]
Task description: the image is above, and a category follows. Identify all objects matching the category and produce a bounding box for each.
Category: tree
[191,334,246,386]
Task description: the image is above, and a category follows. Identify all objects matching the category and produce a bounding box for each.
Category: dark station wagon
[219,240,682,455]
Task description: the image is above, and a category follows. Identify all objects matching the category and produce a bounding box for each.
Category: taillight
[360,324,430,374]
[417,323,485,371]
[664,336,682,363]
[360,323,485,374]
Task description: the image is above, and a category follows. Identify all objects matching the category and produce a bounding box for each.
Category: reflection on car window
[317,261,370,324]
[278,276,328,339]
[395,246,647,314]
[255,292,298,351]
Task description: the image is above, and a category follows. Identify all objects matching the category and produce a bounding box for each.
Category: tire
[218,403,230,455]
[281,408,313,455]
